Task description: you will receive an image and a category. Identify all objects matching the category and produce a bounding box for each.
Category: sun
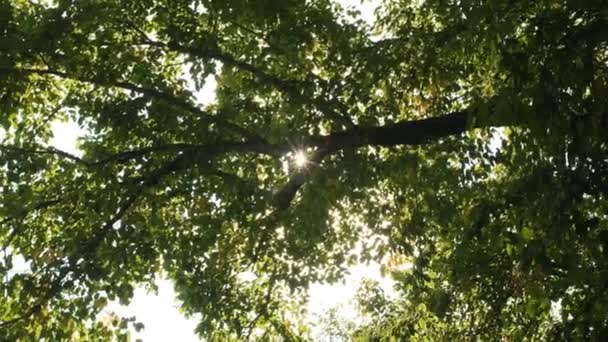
[294,150,308,168]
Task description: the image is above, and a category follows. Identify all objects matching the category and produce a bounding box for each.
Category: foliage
[314,304,358,342]
[0,0,607,340]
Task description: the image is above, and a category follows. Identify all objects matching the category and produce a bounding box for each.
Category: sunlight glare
[294,150,308,168]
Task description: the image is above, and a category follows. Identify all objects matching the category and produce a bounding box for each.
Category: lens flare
[294,151,307,168]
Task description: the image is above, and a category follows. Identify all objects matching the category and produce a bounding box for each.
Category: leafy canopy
[0,0,607,340]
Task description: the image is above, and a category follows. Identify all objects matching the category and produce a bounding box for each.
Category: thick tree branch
[317,110,470,151]
[6,104,485,216]
[273,148,330,210]
[2,110,469,175]
[273,109,492,209]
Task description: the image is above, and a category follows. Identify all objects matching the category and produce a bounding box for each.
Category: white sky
[40,1,387,341]
[104,279,200,342]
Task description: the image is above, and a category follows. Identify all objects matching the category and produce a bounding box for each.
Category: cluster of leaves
[0,0,606,340]
[351,0,608,340]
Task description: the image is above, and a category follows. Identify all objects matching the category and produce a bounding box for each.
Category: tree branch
[273,108,502,209]
[273,148,330,210]
[0,145,89,165]
[0,191,139,329]
[0,149,204,328]
[140,38,355,128]
[0,66,261,141]
[1,138,289,169]
[0,199,62,252]
[323,110,470,150]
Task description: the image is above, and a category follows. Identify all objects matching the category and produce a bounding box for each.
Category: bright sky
[40,1,387,341]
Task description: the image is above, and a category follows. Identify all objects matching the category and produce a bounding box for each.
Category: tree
[0,0,607,339]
